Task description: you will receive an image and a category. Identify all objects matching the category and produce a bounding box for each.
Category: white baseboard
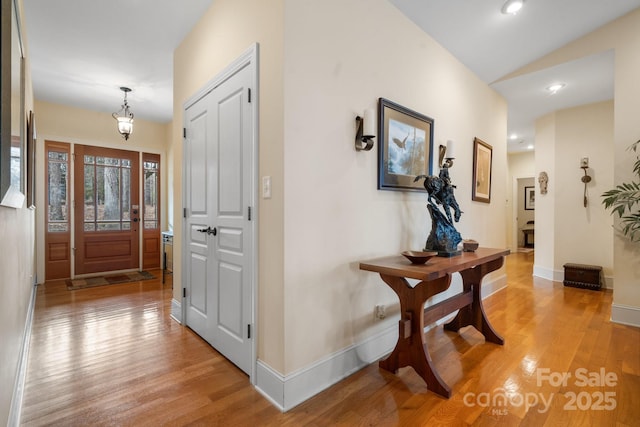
[255,274,507,412]
[8,283,37,427]
[533,265,562,282]
[611,303,640,327]
[603,275,614,289]
[256,324,398,411]
[482,273,508,298]
[170,298,182,324]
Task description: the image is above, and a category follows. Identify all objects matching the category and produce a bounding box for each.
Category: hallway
[20,254,640,426]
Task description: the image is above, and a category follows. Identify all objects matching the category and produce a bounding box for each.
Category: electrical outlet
[375,304,386,320]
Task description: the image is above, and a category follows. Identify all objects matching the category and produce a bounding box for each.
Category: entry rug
[66,271,155,290]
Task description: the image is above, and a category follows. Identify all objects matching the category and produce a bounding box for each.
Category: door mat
[66,271,155,290]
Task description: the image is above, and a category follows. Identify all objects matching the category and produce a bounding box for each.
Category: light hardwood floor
[21,252,639,426]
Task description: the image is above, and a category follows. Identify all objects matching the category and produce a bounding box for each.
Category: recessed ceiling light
[510,134,518,140]
[547,83,566,94]
[501,0,525,15]
[527,144,534,150]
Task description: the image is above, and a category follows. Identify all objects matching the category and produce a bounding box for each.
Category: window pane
[49,223,68,232]
[143,159,159,231]
[84,165,95,222]
[144,220,157,230]
[144,170,158,220]
[97,156,120,166]
[122,168,130,220]
[98,222,121,231]
[84,155,95,164]
[49,152,68,161]
[84,223,96,232]
[48,160,68,223]
[97,166,121,221]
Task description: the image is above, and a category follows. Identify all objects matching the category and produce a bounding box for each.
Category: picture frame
[524,186,535,210]
[378,98,434,192]
[26,110,35,209]
[472,137,492,203]
[0,0,26,208]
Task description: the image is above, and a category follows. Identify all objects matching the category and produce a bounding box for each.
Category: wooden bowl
[401,250,438,264]
[463,239,479,252]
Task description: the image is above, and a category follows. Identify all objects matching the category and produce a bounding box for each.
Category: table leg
[378,273,453,398]
[443,257,504,345]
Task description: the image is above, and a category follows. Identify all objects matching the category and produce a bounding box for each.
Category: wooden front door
[74,145,140,275]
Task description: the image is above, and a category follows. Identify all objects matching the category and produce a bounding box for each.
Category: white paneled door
[183,54,256,376]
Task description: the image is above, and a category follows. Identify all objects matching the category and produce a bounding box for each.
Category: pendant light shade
[112,87,134,140]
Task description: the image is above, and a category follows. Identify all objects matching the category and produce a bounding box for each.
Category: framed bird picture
[378,98,434,192]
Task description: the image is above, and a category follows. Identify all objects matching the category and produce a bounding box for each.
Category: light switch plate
[262,176,272,199]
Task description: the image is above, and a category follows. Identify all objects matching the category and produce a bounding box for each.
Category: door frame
[512,175,535,250]
[181,43,259,384]
[37,140,165,282]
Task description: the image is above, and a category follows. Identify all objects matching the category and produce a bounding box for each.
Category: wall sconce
[580,157,592,207]
[112,87,134,140]
[439,140,456,168]
[355,109,375,151]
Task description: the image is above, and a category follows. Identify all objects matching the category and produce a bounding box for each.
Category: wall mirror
[1,0,26,208]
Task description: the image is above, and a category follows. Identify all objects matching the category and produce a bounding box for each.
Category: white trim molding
[611,303,640,327]
[256,325,398,411]
[533,265,560,282]
[8,283,37,427]
[170,298,182,324]
[255,274,507,411]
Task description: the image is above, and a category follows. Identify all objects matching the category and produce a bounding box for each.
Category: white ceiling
[388,0,640,152]
[23,0,215,123]
[23,0,640,151]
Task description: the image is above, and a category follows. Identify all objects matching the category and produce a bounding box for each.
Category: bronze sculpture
[414,163,462,256]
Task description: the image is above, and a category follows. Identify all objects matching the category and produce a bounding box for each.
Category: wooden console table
[359,247,510,398]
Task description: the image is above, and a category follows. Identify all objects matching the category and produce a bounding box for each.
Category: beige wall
[33,100,171,283]
[534,102,614,280]
[173,0,285,372]
[513,9,639,316]
[534,114,556,276]
[1,0,34,423]
[174,0,507,377]
[282,0,507,373]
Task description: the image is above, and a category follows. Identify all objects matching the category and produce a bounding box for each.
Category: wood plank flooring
[21,253,640,426]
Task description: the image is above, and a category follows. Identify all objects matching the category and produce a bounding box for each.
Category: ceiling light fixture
[546,83,566,94]
[510,134,518,140]
[501,0,525,15]
[112,87,134,140]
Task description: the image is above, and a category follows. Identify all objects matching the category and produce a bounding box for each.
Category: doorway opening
[44,141,161,280]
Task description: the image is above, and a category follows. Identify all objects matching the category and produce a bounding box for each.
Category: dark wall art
[378,98,434,192]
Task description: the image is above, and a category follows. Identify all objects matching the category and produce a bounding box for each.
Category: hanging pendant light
[112,87,134,140]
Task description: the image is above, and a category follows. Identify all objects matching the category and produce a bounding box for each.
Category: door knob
[197,226,217,236]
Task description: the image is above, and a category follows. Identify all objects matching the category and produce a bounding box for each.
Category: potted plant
[602,140,640,241]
